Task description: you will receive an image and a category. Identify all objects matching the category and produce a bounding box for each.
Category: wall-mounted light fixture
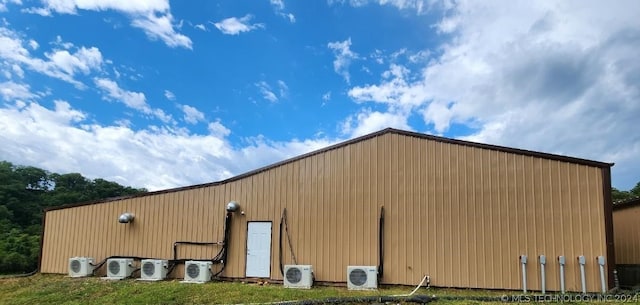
[226,201,240,213]
[118,212,135,224]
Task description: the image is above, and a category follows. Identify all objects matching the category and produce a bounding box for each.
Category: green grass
[0,274,638,305]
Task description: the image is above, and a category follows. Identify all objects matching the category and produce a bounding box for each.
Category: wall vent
[347,266,378,290]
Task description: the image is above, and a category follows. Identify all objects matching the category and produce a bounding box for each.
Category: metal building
[613,197,640,288]
[39,128,614,292]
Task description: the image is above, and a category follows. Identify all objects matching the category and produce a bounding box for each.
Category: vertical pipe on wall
[539,255,546,294]
[578,255,586,294]
[520,255,528,293]
[558,256,566,294]
[597,256,606,294]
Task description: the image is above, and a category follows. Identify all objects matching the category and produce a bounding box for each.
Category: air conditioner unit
[106,258,135,279]
[347,266,378,290]
[284,265,313,289]
[139,259,168,281]
[182,261,212,283]
[68,257,95,277]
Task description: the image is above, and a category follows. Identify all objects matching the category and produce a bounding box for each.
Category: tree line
[612,183,640,203]
[0,161,146,274]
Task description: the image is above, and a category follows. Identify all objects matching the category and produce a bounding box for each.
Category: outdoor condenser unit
[68,257,95,277]
[106,258,135,279]
[182,261,212,283]
[347,266,378,290]
[139,259,168,281]
[283,265,313,289]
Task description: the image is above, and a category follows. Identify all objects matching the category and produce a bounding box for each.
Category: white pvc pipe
[520,255,528,293]
[539,255,546,294]
[597,256,606,293]
[391,275,429,297]
[558,256,566,294]
[578,255,586,294]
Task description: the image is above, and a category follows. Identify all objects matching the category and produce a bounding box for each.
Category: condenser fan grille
[70,260,81,273]
[286,267,302,284]
[186,264,200,279]
[349,269,367,286]
[142,262,155,277]
[108,261,121,275]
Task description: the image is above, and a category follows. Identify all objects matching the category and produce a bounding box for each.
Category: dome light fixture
[226,201,240,213]
[118,212,135,224]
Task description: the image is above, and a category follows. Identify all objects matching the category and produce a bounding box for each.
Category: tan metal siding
[613,204,640,264]
[41,132,608,292]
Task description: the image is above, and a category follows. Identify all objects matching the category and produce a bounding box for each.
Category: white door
[246,222,272,278]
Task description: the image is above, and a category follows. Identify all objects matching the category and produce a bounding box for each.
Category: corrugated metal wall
[40,132,608,292]
[613,204,640,264]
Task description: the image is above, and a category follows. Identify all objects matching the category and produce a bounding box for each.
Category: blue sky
[1,0,638,191]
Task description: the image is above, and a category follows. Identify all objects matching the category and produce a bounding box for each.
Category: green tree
[612,187,634,202]
[612,181,640,203]
[630,182,640,198]
[0,161,146,274]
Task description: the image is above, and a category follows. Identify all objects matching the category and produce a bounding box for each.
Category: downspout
[539,255,546,294]
[558,256,566,294]
[520,255,527,293]
[378,206,385,280]
[597,256,607,293]
[220,211,233,264]
[578,255,587,294]
[601,166,615,290]
[279,211,284,276]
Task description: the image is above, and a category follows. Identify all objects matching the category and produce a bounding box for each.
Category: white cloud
[328,38,358,83]
[46,47,103,76]
[164,90,175,101]
[0,27,103,88]
[0,0,21,12]
[208,120,230,137]
[285,13,296,23]
[194,24,206,31]
[321,91,331,106]
[0,101,335,190]
[181,104,205,124]
[95,78,173,123]
[25,0,191,49]
[95,78,146,109]
[11,64,24,78]
[32,0,170,14]
[277,80,289,98]
[131,12,192,49]
[348,64,425,110]
[53,36,74,49]
[328,0,429,14]
[270,0,296,23]
[341,108,410,137]
[270,0,285,10]
[213,15,264,35]
[255,81,278,102]
[28,39,38,50]
[345,0,640,189]
[255,80,288,102]
[0,81,38,101]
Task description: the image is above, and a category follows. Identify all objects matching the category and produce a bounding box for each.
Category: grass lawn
[0,274,638,304]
